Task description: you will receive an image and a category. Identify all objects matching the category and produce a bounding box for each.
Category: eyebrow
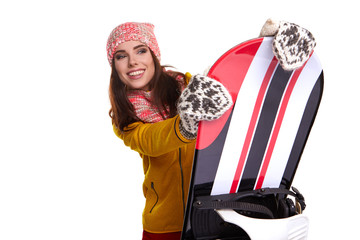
[114,44,147,54]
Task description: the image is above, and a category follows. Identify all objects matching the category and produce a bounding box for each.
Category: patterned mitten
[177,74,233,139]
[259,18,316,71]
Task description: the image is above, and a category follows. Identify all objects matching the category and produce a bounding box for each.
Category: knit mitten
[260,18,316,71]
[177,74,233,139]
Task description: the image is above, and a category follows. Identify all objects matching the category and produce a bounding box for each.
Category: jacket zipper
[150,182,159,213]
[179,148,185,214]
[149,150,185,214]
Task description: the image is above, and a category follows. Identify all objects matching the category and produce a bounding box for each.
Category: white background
[0,0,359,239]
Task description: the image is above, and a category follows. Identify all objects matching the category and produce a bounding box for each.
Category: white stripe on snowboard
[211,38,274,196]
[260,53,323,188]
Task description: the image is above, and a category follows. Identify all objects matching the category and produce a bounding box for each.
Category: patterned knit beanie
[106,22,161,65]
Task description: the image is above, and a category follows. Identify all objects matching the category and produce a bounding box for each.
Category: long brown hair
[108,50,184,132]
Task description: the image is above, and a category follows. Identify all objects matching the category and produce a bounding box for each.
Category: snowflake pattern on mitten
[273,21,316,71]
[177,74,233,139]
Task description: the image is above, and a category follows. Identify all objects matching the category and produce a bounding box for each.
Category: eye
[137,48,148,54]
[115,54,126,60]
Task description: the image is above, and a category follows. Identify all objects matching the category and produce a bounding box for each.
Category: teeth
[128,70,144,76]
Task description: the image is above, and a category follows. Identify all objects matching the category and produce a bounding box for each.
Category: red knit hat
[106,22,161,65]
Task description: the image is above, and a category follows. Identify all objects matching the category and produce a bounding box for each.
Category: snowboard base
[182,37,323,240]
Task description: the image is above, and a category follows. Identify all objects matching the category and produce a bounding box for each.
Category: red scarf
[127,90,170,123]
[127,74,186,123]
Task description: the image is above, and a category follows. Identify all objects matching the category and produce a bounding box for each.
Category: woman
[106,22,232,239]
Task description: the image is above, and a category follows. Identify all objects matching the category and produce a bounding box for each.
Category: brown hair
[108,50,184,132]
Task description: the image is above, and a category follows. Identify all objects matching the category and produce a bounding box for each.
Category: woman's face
[113,41,155,91]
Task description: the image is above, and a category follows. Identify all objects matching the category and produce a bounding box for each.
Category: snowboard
[181,37,323,239]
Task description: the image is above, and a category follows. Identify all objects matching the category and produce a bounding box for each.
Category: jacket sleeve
[113,115,195,157]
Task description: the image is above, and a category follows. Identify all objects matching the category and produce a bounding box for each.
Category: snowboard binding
[190,187,306,239]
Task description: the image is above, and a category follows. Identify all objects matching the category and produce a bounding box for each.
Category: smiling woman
[106,22,232,239]
[107,23,185,132]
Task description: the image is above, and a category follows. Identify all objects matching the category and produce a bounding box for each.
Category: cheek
[114,67,127,86]
[149,64,155,77]
[114,63,127,78]
[147,58,155,76]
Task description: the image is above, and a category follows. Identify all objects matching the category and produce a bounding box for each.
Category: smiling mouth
[128,70,145,76]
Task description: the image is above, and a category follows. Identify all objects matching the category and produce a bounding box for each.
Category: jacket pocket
[149,182,159,213]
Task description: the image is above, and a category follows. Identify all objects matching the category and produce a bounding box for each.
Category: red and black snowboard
[181,37,323,239]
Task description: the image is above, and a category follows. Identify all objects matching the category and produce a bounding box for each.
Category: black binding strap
[193,200,274,219]
[193,187,306,217]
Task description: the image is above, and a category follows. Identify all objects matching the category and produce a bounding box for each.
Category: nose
[128,54,138,67]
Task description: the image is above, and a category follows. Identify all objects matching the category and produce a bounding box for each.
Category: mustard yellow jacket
[113,116,196,233]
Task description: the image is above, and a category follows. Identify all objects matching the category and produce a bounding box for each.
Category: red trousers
[142,230,181,240]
